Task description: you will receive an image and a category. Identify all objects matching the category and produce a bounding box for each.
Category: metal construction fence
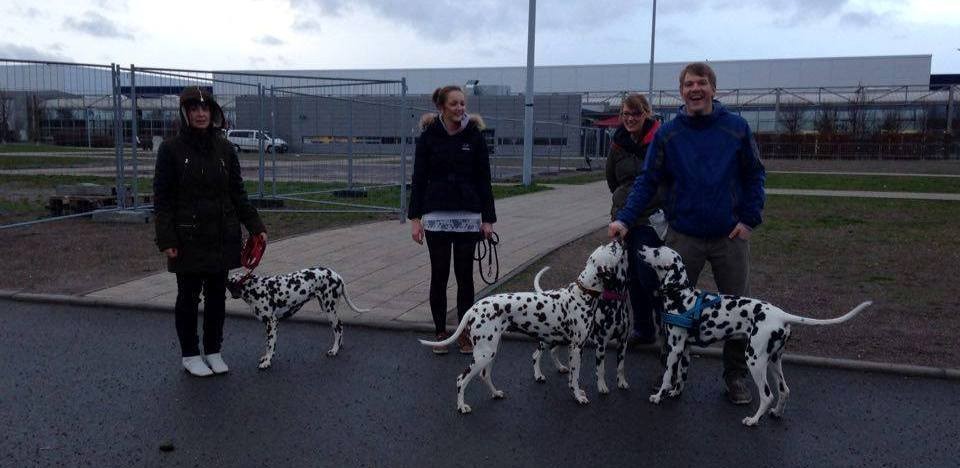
[586,84,959,159]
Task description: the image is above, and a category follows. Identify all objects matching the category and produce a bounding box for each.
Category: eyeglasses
[620,110,645,119]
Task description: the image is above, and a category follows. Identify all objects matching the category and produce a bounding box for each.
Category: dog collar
[601,290,627,301]
[575,280,602,298]
[662,291,722,329]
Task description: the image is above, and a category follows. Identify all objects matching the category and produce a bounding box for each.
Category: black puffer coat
[407,114,496,223]
[153,88,265,273]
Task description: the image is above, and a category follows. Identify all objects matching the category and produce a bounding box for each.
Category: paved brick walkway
[87,181,612,327]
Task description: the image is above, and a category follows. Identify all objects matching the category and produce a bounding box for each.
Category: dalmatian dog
[227,266,369,369]
[637,245,871,426]
[419,242,627,414]
[532,266,632,395]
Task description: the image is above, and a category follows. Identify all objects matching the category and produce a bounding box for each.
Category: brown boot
[432,332,450,355]
[457,331,474,354]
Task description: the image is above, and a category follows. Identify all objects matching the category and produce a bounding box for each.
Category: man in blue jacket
[608,62,766,405]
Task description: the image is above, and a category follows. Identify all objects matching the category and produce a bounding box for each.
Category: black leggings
[425,231,478,335]
[174,271,227,357]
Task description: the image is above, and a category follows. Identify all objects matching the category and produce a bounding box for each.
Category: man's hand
[411,219,424,245]
[728,222,752,240]
[608,221,628,240]
[258,231,268,243]
[163,248,178,259]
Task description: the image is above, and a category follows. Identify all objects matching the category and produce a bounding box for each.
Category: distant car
[225,129,289,153]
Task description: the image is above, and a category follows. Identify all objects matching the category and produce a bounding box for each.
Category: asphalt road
[1,300,957,467]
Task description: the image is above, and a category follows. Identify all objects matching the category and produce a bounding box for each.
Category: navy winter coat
[616,101,765,238]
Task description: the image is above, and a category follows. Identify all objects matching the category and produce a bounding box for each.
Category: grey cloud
[63,11,134,40]
[249,56,267,67]
[290,0,643,40]
[10,6,45,18]
[254,35,285,46]
[840,11,884,28]
[0,42,71,62]
[293,17,322,32]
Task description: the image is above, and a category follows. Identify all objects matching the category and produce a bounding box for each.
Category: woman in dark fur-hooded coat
[153,86,266,377]
[408,85,496,355]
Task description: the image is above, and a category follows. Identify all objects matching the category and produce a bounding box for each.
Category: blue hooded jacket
[616,101,765,238]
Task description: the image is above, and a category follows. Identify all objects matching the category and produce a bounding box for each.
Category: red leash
[237,234,267,285]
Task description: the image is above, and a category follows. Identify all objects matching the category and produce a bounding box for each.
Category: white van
[225,129,289,153]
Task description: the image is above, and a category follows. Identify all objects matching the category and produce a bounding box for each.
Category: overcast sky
[1,0,958,76]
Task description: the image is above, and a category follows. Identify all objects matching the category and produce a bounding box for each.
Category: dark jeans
[665,227,751,378]
[175,271,227,357]
[425,231,479,335]
[625,225,663,339]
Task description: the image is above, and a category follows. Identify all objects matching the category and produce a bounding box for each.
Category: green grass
[539,170,606,185]
[0,155,113,169]
[766,172,960,193]
[0,143,109,153]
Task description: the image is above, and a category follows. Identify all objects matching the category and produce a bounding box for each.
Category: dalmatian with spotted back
[637,245,871,426]
[227,267,369,369]
[419,242,627,414]
[531,265,632,395]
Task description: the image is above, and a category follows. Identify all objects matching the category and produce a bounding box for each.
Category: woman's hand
[411,219,424,245]
[258,231,268,243]
[163,248,178,259]
[480,222,494,240]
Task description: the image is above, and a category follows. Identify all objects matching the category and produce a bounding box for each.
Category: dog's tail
[533,266,550,294]
[784,301,872,326]
[340,282,371,313]
[418,310,474,347]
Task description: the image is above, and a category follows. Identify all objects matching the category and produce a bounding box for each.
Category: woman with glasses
[605,93,663,346]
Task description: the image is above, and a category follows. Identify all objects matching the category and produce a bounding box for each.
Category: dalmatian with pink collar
[419,242,628,414]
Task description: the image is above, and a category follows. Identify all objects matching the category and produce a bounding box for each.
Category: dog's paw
[258,360,272,370]
[534,375,546,383]
[492,390,505,399]
[617,378,630,390]
[668,388,682,398]
[557,366,570,374]
[769,408,784,419]
[326,349,339,357]
[458,404,472,414]
[649,394,662,404]
[742,416,760,427]
[574,391,590,405]
[597,382,610,395]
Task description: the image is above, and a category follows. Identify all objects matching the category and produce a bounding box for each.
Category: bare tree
[814,107,838,136]
[781,107,803,135]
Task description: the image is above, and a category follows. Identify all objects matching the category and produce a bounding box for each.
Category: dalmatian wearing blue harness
[638,245,871,426]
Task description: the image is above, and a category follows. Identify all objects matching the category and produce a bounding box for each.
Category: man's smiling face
[681,72,715,116]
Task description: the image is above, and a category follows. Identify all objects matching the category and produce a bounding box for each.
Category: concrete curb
[3,288,959,381]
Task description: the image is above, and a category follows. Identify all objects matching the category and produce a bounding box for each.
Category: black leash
[475,231,500,285]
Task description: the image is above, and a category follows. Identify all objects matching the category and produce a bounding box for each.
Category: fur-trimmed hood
[178,86,226,132]
[419,112,486,131]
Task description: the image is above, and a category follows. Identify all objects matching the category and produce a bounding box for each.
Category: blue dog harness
[662,292,722,330]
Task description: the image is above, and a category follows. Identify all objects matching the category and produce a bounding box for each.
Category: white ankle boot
[203,353,229,374]
[182,356,213,377]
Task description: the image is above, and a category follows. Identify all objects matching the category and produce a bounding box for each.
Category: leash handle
[475,231,500,285]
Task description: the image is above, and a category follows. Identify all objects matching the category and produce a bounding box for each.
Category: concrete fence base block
[92,209,152,224]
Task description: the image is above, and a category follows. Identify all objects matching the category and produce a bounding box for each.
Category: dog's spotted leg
[615,338,629,390]
[324,296,343,356]
[595,343,609,395]
[550,345,569,374]
[742,345,774,427]
[669,346,692,397]
[259,317,279,370]
[457,352,492,414]
[769,343,790,418]
[568,345,589,405]
[480,361,505,400]
[651,333,683,404]
[532,342,547,382]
